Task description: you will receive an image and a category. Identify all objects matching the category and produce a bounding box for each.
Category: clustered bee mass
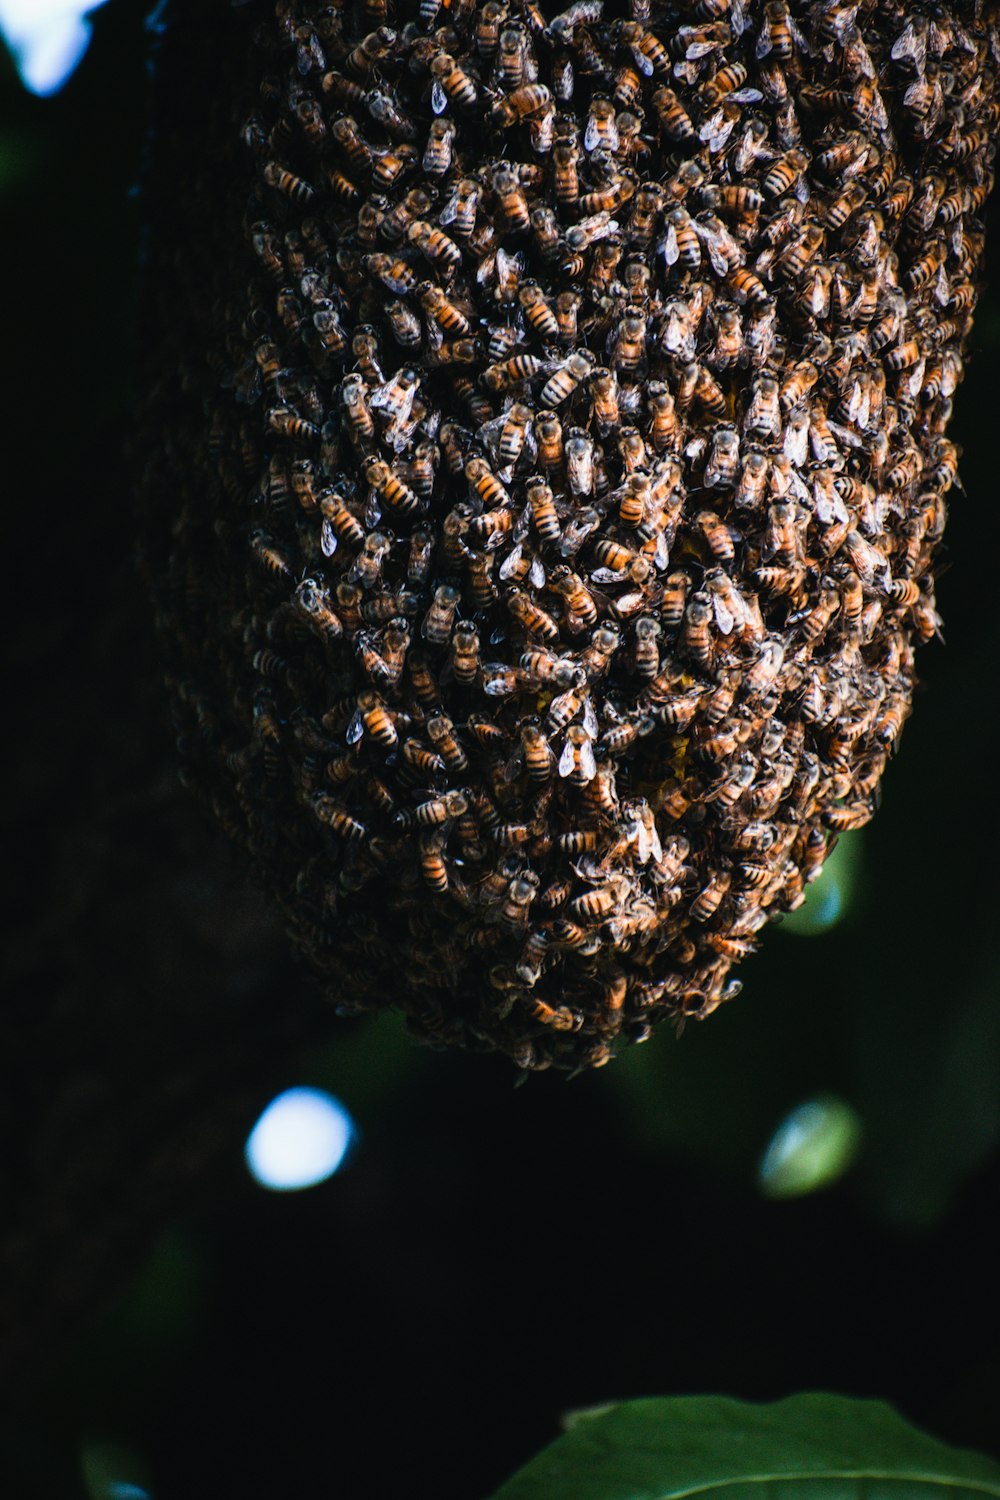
[140,0,996,1069]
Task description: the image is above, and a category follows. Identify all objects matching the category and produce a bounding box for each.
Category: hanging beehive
[138,0,997,1070]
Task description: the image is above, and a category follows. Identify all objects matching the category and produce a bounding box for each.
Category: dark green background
[2,5,999,1495]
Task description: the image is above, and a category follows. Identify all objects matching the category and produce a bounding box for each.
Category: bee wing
[513,503,532,543]
[789,15,811,52]
[692,219,730,278]
[431,80,449,115]
[579,737,597,780]
[503,744,525,783]
[582,698,598,737]
[558,737,577,778]
[439,190,460,226]
[729,87,763,103]
[729,0,749,36]
[528,555,546,589]
[659,224,680,265]
[755,21,773,57]
[476,251,497,288]
[346,709,365,746]
[711,592,737,636]
[591,566,628,584]
[630,44,654,75]
[499,543,525,581]
[320,519,339,557]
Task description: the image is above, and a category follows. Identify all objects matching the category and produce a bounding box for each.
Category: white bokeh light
[245,1087,356,1192]
[0,0,109,97]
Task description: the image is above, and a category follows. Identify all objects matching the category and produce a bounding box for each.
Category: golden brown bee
[346,25,396,76]
[491,81,552,126]
[421,584,461,645]
[539,350,593,407]
[906,238,947,291]
[762,148,809,198]
[313,797,368,843]
[619,20,671,77]
[683,592,715,671]
[426,713,469,771]
[469,506,517,547]
[492,166,531,232]
[465,550,497,610]
[663,205,701,269]
[362,254,418,297]
[352,689,397,749]
[507,588,560,641]
[482,353,549,392]
[268,408,319,443]
[646,383,679,452]
[363,458,421,517]
[500,873,540,928]
[462,458,509,513]
[583,95,620,153]
[757,0,809,61]
[422,117,456,177]
[263,161,316,205]
[416,284,469,340]
[419,830,450,892]
[407,219,463,275]
[517,282,559,342]
[319,490,365,551]
[649,86,695,144]
[572,881,620,922]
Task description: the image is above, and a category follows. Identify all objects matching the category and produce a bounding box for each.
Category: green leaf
[489,1394,1000,1500]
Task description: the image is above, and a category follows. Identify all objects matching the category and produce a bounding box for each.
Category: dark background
[2,4,1000,1496]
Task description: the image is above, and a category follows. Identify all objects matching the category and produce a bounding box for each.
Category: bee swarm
[140,0,996,1070]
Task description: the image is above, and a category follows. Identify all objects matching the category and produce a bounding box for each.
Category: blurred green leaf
[758,1094,863,1199]
[489,1394,1000,1500]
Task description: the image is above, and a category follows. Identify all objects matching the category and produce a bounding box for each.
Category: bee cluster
[140,0,995,1070]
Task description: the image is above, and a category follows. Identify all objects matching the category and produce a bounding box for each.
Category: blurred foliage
[3,1,1000,1497]
[491,1395,1000,1500]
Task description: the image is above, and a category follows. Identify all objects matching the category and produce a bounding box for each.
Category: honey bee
[650,86,695,141]
[584,95,620,153]
[422,584,461,644]
[662,205,702,268]
[550,566,598,626]
[492,166,531,231]
[507,588,560,640]
[646,383,679,452]
[517,283,559,342]
[267,408,319,443]
[500,873,540,928]
[263,161,317,204]
[313,796,368,843]
[422,117,456,177]
[690,869,732,922]
[762,148,809,198]
[556,723,596,784]
[426,713,469,770]
[430,52,479,112]
[482,353,549,392]
[757,0,809,60]
[472,0,513,54]
[682,593,715,671]
[572,881,621,921]
[906,238,947,291]
[419,830,450,892]
[539,350,594,407]
[491,82,552,126]
[407,219,463,275]
[439,178,481,237]
[346,25,396,76]
[465,550,497,610]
